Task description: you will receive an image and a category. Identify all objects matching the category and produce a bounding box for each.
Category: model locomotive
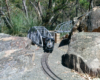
[27,26,55,53]
[43,37,54,53]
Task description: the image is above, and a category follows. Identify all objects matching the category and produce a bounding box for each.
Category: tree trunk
[37,1,43,19]
[89,0,93,11]
[91,0,94,8]
[5,0,11,22]
[0,11,12,29]
[30,1,42,21]
[5,0,12,29]
[22,0,28,19]
[48,0,52,9]
[75,0,78,17]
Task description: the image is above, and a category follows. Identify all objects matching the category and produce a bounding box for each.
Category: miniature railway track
[41,53,62,80]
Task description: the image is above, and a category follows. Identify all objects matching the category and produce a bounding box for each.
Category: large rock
[78,6,100,32]
[0,33,11,38]
[0,33,36,80]
[62,32,100,77]
[0,34,31,51]
[68,6,100,40]
[86,6,100,32]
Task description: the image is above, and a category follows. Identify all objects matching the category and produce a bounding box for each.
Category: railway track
[41,53,62,80]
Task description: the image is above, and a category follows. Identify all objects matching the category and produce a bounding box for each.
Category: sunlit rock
[62,32,100,77]
[68,6,100,40]
[0,33,36,80]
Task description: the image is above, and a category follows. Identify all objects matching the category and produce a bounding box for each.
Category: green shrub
[5,7,38,36]
[79,0,89,9]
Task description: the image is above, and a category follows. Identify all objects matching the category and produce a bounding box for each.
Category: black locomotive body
[43,37,54,53]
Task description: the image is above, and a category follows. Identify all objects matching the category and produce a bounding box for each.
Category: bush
[1,7,38,37]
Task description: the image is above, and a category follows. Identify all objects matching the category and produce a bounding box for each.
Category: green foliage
[0,0,91,36]
[10,0,22,8]
[10,10,38,36]
[10,9,27,36]
[79,0,89,9]
[1,7,38,36]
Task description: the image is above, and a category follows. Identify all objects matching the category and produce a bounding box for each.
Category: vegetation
[0,0,99,36]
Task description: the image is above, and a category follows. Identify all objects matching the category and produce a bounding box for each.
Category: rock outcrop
[0,35,31,51]
[68,6,100,40]
[62,32,100,77]
[0,33,36,80]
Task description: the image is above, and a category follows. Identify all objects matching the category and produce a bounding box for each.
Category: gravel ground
[29,44,86,80]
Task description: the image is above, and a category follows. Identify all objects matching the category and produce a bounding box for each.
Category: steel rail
[41,53,62,80]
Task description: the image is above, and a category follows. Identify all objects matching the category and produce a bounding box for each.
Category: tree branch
[22,0,29,19]
[53,3,71,13]
[50,13,59,27]
[0,11,12,29]
[48,0,52,9]
[37,1,43,17]
[5,0,10,19]
[89,0,93,11]
[30,1,42,21]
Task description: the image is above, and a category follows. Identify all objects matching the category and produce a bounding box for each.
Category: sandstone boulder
[0,33,11,38]
[0,34,31,51]
[62,32,100,77]
[68,6,100,40]
[0,33,36,80]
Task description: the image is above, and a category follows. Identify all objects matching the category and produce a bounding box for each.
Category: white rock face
[0,33,36,80]
[63,32,100,77]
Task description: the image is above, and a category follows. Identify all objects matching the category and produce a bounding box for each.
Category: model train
[43,37,55,53]
[27,26,55,53]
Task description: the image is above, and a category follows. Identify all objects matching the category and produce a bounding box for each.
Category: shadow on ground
[61,54,99,77]
[59,38,70,47]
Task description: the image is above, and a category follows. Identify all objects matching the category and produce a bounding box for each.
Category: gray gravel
[29,44,86,80]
